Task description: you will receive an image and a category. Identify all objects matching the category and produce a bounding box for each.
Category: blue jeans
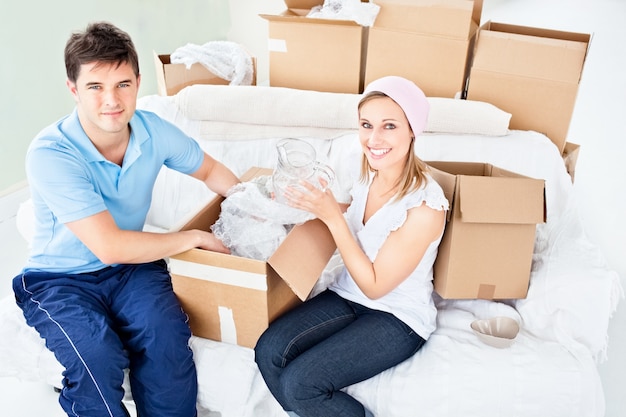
[13,260,197,417]
[254,290,425,417]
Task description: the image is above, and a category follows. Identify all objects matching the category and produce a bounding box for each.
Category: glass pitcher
[272,138,335,204]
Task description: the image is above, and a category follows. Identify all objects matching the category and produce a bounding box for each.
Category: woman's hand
[284,179,343,227]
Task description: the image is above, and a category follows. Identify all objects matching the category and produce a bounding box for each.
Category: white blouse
[328,174,449,340]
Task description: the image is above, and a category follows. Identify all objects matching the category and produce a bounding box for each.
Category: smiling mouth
[369,147,391,156]
[102,109,123,116]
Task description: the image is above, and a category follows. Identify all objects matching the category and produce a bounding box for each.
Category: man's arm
[65,152,241,265]
[190,154,241,197]
[66,211,227,265]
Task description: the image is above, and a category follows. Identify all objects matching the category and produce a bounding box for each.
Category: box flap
[458,175,545,224]
[562,142,580,182]
[284,0,322,9]
[284,0,370,10]
[373,0,482,39]
[268,218,336,301]
[470,0,483,27]
[260,10,360,26]
[153,51,168,96]
[426,160,489,177]
[427,164,457,222]
[474,21,590,83]
[487,21,591,44]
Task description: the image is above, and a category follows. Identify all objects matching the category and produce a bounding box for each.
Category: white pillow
[425,97,512,136]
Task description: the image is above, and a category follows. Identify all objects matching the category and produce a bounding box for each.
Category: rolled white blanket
[173,85,512,141]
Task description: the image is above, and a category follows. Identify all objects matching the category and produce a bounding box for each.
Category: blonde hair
[358,91,429,201]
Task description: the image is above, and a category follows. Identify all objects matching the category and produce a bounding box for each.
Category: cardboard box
[169,167,337,348]
[466,22,591,153]
[365,0,483,98]
[260,1,368,94]
[153,51,257,96]
[365,28,476,98]
[562,141,580,183]
[427,161,546,300]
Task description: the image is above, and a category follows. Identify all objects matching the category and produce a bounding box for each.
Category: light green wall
[0,0,231,192]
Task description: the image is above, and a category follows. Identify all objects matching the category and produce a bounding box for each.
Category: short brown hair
[64,21,139,83]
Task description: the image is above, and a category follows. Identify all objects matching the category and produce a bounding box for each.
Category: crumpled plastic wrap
[308,0,380,27]
[170,40,255,86]
[211,176,314,261]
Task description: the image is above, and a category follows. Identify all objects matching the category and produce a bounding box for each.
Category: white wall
[226,0,285,84]
[0,0,231,192]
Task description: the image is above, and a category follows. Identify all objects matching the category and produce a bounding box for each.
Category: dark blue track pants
[13,260,198,417]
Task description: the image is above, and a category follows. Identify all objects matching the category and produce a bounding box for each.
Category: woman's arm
[285,181,445,299]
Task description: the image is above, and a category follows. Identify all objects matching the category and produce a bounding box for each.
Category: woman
[254,76,448,417]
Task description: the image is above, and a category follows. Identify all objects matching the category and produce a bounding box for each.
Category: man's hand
[195,230,230,254]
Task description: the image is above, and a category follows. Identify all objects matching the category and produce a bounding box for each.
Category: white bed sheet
[127,95,619,416]
[187,305,605,417]
[1,92,621,417]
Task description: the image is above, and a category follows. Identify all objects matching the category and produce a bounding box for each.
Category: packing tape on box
[477,284,496,300]
[218,306,238,345]
[268,38,287,53]
[169,258,268,291]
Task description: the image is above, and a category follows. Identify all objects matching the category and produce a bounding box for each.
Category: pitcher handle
[313,162,336,191]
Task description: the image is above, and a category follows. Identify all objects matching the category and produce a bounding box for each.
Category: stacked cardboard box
[428,161,546,300]
[260,0,368,94]
[169,167,337,349]
[364,0,483,98]
[466,21,591,154]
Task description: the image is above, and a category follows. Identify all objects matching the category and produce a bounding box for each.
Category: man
[12,21,240,417]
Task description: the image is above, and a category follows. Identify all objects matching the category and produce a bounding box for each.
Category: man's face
[67,61,141,142]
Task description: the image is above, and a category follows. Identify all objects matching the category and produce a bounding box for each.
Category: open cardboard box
[466,21,591,153]
[169,167,336,349]
[428,161,546,300]
[260,0,368,93]
[153,51,257,96]
[365,0,483,98]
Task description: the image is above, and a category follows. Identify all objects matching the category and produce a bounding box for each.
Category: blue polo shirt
[24,109,205,274]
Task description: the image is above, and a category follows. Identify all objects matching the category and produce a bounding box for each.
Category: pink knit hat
[362,76,430,137]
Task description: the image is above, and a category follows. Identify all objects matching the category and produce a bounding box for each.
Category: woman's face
[358,96,413,173]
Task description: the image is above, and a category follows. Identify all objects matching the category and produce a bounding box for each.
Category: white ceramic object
[470,316,520,348]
